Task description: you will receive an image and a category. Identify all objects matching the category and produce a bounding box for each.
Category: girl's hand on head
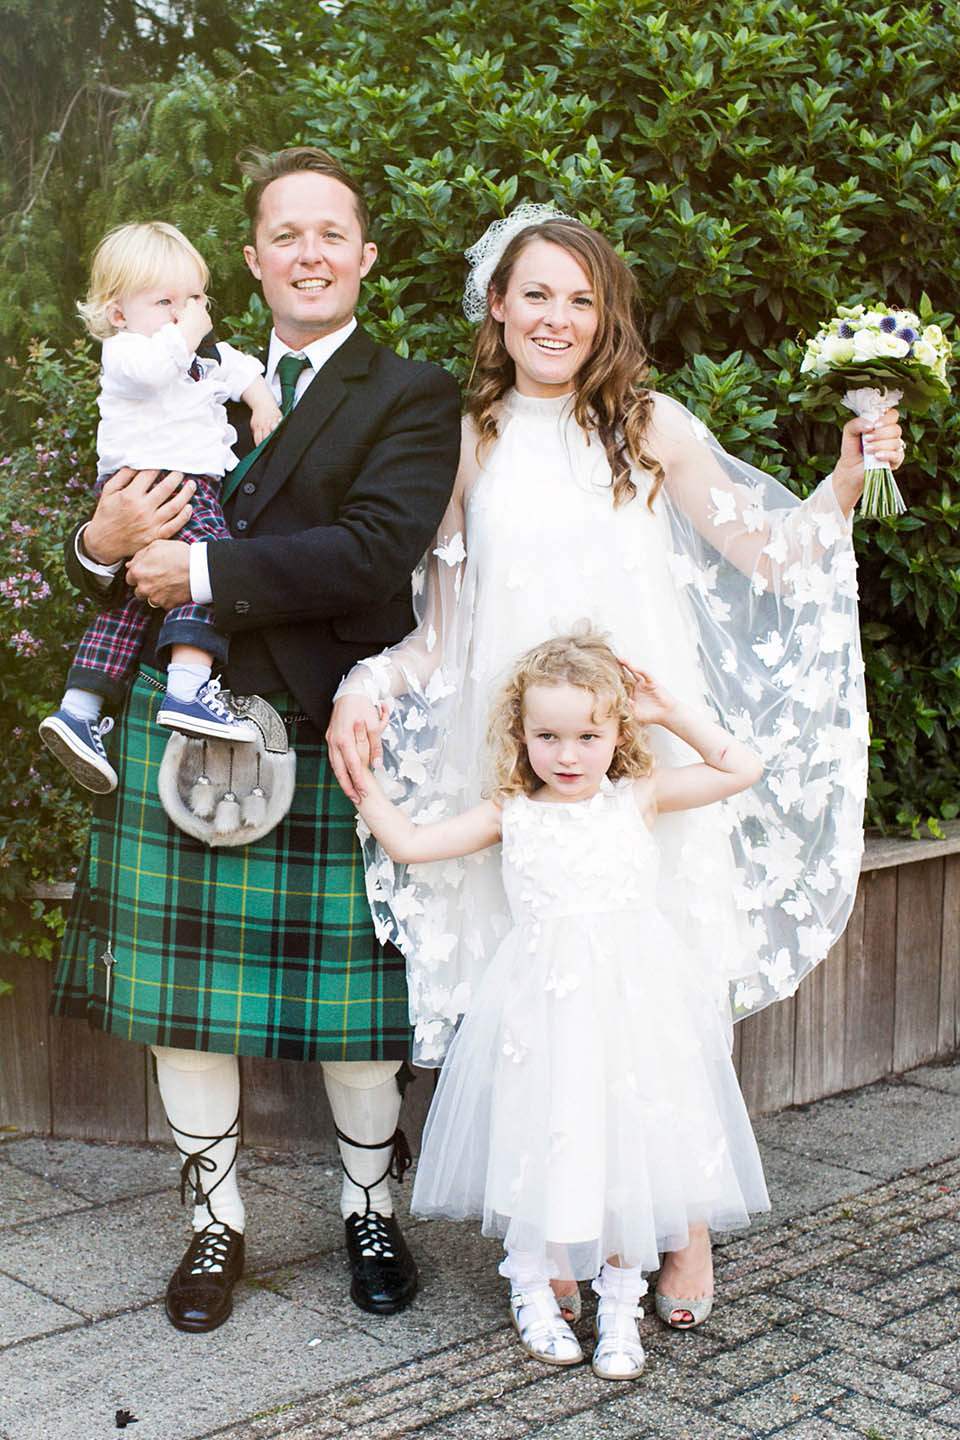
[620,661,677,726]
[832,407,904,516]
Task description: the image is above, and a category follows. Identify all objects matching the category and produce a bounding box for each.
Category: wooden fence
[2,827,958,1151]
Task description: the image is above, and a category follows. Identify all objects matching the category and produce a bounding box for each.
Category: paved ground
[1,1060,959,1440]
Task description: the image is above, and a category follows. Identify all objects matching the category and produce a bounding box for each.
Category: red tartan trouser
[67,471,231,705]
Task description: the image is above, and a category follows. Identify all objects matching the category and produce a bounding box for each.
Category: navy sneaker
[157,679,258,742]
[39,709,118,793]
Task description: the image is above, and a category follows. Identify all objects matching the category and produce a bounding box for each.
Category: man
[52,147,460,1332]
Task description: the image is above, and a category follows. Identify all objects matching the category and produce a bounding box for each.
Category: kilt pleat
[52,668,411,1061]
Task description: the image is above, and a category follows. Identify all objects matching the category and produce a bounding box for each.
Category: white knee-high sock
[153,1046,244,1233]
[322,1060,404,1219]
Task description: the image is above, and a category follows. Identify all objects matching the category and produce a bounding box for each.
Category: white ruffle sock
[152,1046,244,1234]
[321,1060,407,1219]
[591,1261,648,1380]
[499,1246,583,1366]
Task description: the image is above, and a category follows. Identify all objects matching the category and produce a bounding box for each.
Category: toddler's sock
[61,688,103,722]
[166,662,212,704]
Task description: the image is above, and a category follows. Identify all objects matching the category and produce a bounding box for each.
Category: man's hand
[82,468,195,566]
[326,694,390,804]
[126,539,192,610]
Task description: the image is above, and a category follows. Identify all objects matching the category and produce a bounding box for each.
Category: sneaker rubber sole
[39,716,118,793]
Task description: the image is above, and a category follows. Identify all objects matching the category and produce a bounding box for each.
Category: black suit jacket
[69,326,461,732]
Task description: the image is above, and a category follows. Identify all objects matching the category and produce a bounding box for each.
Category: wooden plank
[893,858,945,1071]
[239,1058,436,1153]
[843,868,896,1089]
[735,992,797,1117]
[940,855,960,1054]
[49,1017,149,1140]
[0,941,53,1135]
[240,1057,331,1150]
[862,821,960,873]
[793,930,847,1107]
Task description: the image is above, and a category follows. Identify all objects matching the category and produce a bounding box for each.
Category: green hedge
[2,0,958,964]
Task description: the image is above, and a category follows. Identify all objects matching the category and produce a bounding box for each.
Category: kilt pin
[53,325,461,1329]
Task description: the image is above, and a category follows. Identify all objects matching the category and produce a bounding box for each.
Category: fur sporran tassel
[241,753,267,828]
[189,742,216,818]
[213,747,241,835]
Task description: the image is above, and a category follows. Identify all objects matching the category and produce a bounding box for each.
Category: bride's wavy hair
[487,628,654,800]
[467,219,665,508]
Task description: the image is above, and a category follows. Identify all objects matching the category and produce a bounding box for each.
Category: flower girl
[354,630,768,1380]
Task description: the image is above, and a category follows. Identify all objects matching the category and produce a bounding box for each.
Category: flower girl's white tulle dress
[410,777,770,1279]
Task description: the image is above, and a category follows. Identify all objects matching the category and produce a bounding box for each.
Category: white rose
[853,329,909,361]
[913,339,938,368]
[820,334,857,365]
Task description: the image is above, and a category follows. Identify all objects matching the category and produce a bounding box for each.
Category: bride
[326,204,904,1325]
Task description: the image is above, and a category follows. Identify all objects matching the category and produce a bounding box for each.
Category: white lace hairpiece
[462,203,577,322]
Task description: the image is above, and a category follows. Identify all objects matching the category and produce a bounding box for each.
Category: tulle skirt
[411,907,770,1279]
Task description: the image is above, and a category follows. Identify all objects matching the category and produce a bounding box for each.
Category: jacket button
[234,600,250,614]
[235,519,248,532]
[242,482,256,494]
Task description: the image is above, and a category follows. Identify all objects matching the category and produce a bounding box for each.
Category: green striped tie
[221,352,310,503]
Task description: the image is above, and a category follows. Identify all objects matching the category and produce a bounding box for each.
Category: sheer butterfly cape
[339,390,867,1066]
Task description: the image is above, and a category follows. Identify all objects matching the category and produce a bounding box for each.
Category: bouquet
[798,303,951,517]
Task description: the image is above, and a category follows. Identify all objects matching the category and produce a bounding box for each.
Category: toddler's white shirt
[96,325,263,479]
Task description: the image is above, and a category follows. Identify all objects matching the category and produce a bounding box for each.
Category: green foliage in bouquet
[1,0,959,971]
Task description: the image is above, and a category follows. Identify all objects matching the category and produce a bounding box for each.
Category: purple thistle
[897,326,918,343]
[879,315,897,332]
[838,322,854,338]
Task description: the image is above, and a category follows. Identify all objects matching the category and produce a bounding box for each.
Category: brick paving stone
[590,1392,754,1440]
[822,1394,960,1438]
[759,1422,861,1440]
[711,1365,850,1431]
[689,1290,804,1347]
[806,1352,952,1411]
[777,1276,897,1327]
[700,1331,828,1389]
[884,1295,960,1353]
[870,1266,960,1310]
[908,1338,960,1386]
[784,1309,922,1368]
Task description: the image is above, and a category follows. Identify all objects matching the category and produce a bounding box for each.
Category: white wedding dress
[349,390,868,1065]
[410,777,770,1276]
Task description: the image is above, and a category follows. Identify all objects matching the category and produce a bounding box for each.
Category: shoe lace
[352,1211,397,1259]
[187,1222,234,1275]
[91,715,114,748]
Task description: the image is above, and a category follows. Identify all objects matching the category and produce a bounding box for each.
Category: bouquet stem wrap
[842,385,906,518]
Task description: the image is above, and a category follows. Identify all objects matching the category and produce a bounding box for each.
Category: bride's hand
[831,407,904,516]
[326,694,389,804]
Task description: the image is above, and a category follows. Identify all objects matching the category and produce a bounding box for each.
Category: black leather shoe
[345,1211,418,1315]
[164,1223,245,1333]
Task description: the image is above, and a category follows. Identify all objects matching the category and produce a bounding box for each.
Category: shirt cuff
[189,542,213,604]
[75,524,123,579]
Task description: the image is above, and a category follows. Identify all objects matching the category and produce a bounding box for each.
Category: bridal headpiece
[462,202,577,322]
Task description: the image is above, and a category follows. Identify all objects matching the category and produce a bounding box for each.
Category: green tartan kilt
[52,668,411,1061]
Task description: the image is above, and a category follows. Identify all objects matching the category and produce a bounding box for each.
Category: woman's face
[490,238,599,398]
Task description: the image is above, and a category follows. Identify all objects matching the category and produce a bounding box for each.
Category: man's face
[243,171,377,348]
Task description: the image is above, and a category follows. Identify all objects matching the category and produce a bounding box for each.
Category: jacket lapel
[243,327,376,517]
